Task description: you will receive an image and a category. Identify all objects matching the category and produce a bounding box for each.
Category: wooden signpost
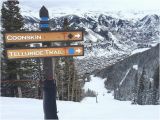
[6,46,84,59]
[4,30,83,43]
[4,30,84,120]
[3,5,84,120]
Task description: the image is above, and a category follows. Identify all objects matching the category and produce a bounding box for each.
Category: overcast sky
[1,0,160,11]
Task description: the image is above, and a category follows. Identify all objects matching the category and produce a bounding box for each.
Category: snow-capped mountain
[22,10,160,75]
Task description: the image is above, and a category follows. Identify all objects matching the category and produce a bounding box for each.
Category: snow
[1,76,159,120]
[85,29,99,43]
[108,32,129,51]
[133,65,138,70]
[83,75,107,94]
[151,42,160,47]
[149,78,154,83]
[131,48,150,55]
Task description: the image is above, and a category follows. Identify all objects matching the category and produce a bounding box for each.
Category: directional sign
[6,46,84,59]
[4,31,83,44]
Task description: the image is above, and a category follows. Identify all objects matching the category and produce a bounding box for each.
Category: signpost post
[39,6,58,120]
[3,5,84,120]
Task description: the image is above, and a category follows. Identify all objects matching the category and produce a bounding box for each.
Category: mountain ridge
[21,11,160,75]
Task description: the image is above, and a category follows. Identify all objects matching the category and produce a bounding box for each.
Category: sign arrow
[74,33,81,38]
[75,48,82,54]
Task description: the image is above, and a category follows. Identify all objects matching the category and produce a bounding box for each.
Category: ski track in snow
[119,68,131,86]
[0,76,159,120]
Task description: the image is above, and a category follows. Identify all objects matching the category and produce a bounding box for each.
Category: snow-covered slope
[0,76,159,120]
[83,75,107,95]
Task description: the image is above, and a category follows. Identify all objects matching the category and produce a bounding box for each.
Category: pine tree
[1,0,24,32]
[137,68,146,105]
[152,67,159,105]
[63,18,82,101]
[55,18,83,102]
[132,72,138,104]
[1,1,23,97]
[1,0,39,98]
[1,0,24,80]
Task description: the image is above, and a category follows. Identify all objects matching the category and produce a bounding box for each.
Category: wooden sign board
[4,30,83,44]
[6,46,84,59]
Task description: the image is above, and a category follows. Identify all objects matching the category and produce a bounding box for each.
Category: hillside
[95,44,159,105]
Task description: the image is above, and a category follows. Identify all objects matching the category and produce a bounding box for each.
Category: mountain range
[21,10,160,75]
[5,9,160,105]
